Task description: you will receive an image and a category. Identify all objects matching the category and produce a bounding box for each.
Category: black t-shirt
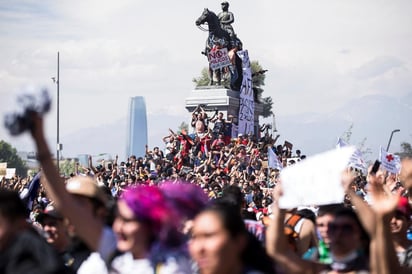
[213,120,225,134]
[65,237,92,272]
[0,228,73,274]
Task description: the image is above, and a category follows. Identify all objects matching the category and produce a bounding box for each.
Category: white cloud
[352,56,404,80]
[1,0,412,157]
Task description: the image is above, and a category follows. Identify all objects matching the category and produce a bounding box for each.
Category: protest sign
[5,168,16,179]
[279,146,355,209]
[379,146,401,174]
[0,163,7,180]
[284,140,293,150]
[268,148,283,170]
[208,47,231,71]
[336,138,367,172]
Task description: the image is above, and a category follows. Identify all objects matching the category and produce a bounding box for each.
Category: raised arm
[341,169,376,236]
[266,185,323,274]
[113,154,118,167]
[29,113,103,252]
[367,171,407,274]
[162,133,172,143]
[88,155,98,174]
[273,134,281,144]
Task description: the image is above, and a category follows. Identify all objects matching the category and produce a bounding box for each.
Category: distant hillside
[61,93,412,162]
[276,93,412,161]
[61,112,187,160]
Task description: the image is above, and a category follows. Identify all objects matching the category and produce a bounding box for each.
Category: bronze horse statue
[195,8,243,91]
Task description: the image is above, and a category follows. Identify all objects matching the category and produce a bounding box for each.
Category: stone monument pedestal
[185,86,263,136]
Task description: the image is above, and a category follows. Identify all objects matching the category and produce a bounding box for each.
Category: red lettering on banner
[209,52,217,59]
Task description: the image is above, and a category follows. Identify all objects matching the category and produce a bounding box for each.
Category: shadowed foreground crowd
[1,111,412,274]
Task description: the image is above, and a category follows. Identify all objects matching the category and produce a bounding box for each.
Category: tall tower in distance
[126,96,148,158]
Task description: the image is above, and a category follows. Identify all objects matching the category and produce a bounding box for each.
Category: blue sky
[1,0,411,158]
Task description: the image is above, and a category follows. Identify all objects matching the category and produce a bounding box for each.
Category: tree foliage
[178,121,189,134]
[261,97,274,118]
[396,142,412,159]
[59,159,76,177]
[193,60,273,118]
[192,68,210,87]
[0,140,28,177]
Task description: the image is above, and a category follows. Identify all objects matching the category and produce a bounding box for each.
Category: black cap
[37,204,64,223]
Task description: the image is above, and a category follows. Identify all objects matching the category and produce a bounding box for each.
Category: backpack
[284,214,303,253]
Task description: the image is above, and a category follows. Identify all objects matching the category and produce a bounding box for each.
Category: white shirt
[78,251,193,274]
[78,225,192,274]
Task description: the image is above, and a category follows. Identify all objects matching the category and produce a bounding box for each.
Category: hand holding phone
[370,160,381,175]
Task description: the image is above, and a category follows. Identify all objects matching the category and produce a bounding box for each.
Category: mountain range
[60,93,412,163]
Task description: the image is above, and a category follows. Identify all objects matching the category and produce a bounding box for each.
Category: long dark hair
[204,199,276,273]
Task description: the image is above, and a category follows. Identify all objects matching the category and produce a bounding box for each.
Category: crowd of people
[1,107,412,274]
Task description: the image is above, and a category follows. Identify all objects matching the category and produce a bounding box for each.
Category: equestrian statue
[195,3,243,91]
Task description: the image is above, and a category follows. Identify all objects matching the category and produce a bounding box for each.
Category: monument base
[185,86,263,136]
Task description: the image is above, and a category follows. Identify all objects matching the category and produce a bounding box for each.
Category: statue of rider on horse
[195,2,243,91]
[218,2,236,41]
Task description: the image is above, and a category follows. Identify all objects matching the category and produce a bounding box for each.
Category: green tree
[396,142,412,158]
[0,140,28,177]
[60,159,76,177]
[261,97,274,118]
[178,121,189,133]
[192,60,273,118]
[192,68,210,87]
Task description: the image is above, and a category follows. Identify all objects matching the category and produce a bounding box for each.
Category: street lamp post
[56,52,62,174]
[386,129,400,152]
[272,114,277,133]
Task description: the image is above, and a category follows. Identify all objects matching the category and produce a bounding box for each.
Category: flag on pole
[19,172,41,210]
[379,146,401,174]
[268,147,283,170]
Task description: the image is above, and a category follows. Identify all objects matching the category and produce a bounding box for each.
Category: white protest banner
[336,138,367,172]
[0,163,7,174]
[279,146,356,209]
[5,168,16,179]
[0,163,7,180]
[231,123,238,140]
[349,149,367,172]
[268,147,283,170]
[208,47,231,71]
[237,50,254,136]
[379,146,401,174]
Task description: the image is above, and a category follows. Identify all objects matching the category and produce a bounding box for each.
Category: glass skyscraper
[126,96,148,158]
